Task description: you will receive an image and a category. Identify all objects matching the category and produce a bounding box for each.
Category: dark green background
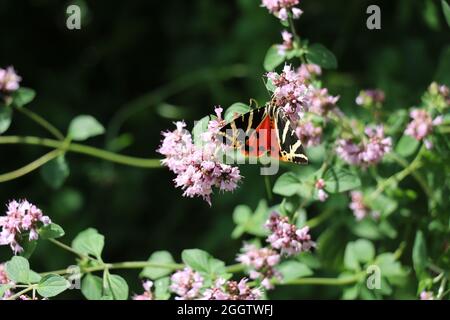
[0,0,448,298]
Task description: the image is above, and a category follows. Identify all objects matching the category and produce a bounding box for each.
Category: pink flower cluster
[261,0,303,21]
[404,109,442,149]
[170,267,204,300]
[297,63,322,81]
[315,178,328,202]
[336,126,392,167]
[133,280,154,300]
[0,200,51,254]
[355,89,385,107]
[265,212,315,256]
[296,120,322,147]
[349,191,379,220]
[157,107,241,205]
[0,66,21,93]
[202,278,262,300]
[267,65,311,123]
[307,87,340,117]
[277,31,294,55]
[0,263,14,299]
[237,244,281,289]
[420,291,434,300]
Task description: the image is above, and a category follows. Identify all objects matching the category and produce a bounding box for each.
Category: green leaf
[395,135,420,157]
[19,240,37,259]
[324,168,361,193]
[371,194,398,217]
[40,155,70,189]
[344,242,360,271]
[71,228,105,259]
[273,172,302,196]
[224,103,251,122]
[413,230,428,278]
[376,253,405,278]
[81,274,103,300]
[306,43,338,69]
[28,270,42,283]
[6,256,30,283]
[140,251,175,280]
[68,115,105,141]
[181,249,227,279]
[12,88,36,108]
[442,0,450,27]
[0,105,13,134]
[277,261,313,282]
[39,223,65,239]
[154,277,171,300]
[192,116,210,146]
[105,273,129,300]
[264,45,285,71]
[37,274,70,298]
[352,239,375,263]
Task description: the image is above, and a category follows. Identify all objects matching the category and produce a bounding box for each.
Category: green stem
[279,274,362,286]
[0,136,161,168]
[288,15,307,64]
[7,286,35,300]
[264,175,273,202]
[225,263,246,274]
[16,107,65,140]
[48,238,92,260]
[305,207,334,229]
[0,148,62,183]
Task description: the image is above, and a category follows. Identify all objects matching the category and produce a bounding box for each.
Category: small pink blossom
[157,107,242,205]
[307,87,340,117]
[265,212,315,256]
[133,280,154,300]
[355,89,385,106]
[296,121,322,147]
[336,125,391,167]
[404,109,442,149]
[277,30,294,56]
[297,63,322,81]
[261,0,302,21]
[202,278,262,300]
[0,200,51,254]
[267,65,311,123]
[420,291,434,300]
[0,263,14,299]
[315,179,328,202]
[0,66,21,92]
[237,244,281,289]
[170,268,204,300]
[349,191,379,221]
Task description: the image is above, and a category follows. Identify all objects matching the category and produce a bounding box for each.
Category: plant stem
[264,175,273,202]
[16,107,65,140]
[0,135,161,168]
[279,274,362,286]
[0,148,62,183]
[48,238,91,260]
[225,263,245,274]
[7,286,35,300]
[305,207,334,228]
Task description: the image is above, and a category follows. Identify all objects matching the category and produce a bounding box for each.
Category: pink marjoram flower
[315,179,328,202]
[307,87,340,117]
[296,121,322,147]
[336,125,391,167]
[0,200,51,254]
[261,0,302,21]
[265,212,315,256]
[277,30,293,56]
[404,109,443,149]
[237,244,282,289]
[420,291,434,300]
[202,278,262,300]
[0,263,14,299]
[157,107,242,205]
[349,191,379,221]
[297,63,322,81]
[170,268,204,300]
[267,65,312,123]
[355,89,385,107]
[133,280,154,300]
[0,67,21,92]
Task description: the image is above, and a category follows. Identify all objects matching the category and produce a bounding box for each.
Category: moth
[219,103,308,164]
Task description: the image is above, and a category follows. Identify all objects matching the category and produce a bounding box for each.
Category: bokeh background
[0,0,449,298]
